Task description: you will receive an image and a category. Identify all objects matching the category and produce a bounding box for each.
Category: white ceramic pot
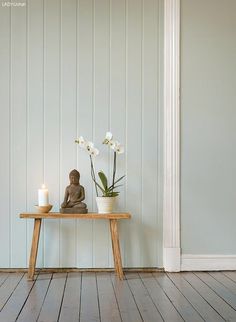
[96,197,116,214]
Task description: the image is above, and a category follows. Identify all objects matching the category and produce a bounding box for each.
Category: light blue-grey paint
[0,0,163,268]
[181,0,236,254]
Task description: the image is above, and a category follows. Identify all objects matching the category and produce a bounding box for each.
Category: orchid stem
[90,155,98,197]
[112,152,116,193]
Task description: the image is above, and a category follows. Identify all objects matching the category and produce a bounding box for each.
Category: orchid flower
[75,137,100,156]
[75,132,125,198]
[89,147,99,157]
[85,141,94,152]
[111,141,124,154]
[103,131,113,145]
[75,136,85,148]
[84,141,100,157]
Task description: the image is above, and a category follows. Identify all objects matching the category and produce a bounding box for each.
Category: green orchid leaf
[110,192,119,197]
[103,191,119,197]
[91,178,106,193]
[113,175,125,185]
[107,184,123,191]
[98,171,108,190]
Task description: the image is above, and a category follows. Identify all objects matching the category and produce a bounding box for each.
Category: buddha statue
[60,169,88,214]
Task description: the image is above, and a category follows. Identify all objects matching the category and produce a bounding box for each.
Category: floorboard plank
[0,271,235,322]
[125,272,163,322]
[0,274,35,322]
[153,272,204,322]
[209,272,236,294]
[16,273,52,322]
[0,273,24,311]
[37,273,67,322]
[58,272,81,322]
[195,272,236,310]
[111,273,143,322]
[183,272,236,321]
[80,272,100,322]
[96,273,121,322]
[0,274,10,287]
[168,273,224,322]
[139,272,184,322]
[223,271,236,283]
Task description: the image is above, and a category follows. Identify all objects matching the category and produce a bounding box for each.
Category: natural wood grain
[223,271,236,283]
[183,272,236,321]
[58,273,81,322]
[111,273,143,322]
[168,272,224,322]
[16,274,52,322]
[80,273,100,322]
[37,273,67,322]
[110,219,124,280]
[21,213,130,281]
[0,273,10,287]
[125,272,163,322]
[209,272,236,295]
[0,273,24,310]
[0,274,36,321]
[153,272,204,322]
[1,272,236,321]
[20,212,131,219]
[28,219,42,280]
[139,272,184,322]
[96,273,121,322]
[195,272,236,310]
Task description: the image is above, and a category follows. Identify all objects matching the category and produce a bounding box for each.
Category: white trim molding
[181,255,236,271]
[163,0,181,272]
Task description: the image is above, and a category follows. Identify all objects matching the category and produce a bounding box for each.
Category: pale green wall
[0,0,163,268]
[181,0,236,254]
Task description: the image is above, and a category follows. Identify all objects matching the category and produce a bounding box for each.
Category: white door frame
[163,0,181,271]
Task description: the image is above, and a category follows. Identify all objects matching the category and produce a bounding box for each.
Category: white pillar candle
[38,184,49,206]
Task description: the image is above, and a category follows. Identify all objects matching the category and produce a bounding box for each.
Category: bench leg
[28,218,42,280]
[109,219,124,280]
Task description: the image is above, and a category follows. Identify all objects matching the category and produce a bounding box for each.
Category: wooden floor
[1,271,236,321]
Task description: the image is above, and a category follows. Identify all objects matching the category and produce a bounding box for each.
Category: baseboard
[0,267,164,273]
[181,254,236,271]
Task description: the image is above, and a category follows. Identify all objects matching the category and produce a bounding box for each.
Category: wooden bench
[20,212,131,280]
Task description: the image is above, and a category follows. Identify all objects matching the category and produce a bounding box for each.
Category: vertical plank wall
[0,0,163,268]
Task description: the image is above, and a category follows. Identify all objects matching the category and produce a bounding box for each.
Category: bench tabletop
[20,212,131,219]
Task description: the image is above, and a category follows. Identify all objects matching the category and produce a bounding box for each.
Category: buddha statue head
[69,169,80,185]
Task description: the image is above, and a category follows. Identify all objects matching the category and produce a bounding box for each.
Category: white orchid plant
[75,132,125,197]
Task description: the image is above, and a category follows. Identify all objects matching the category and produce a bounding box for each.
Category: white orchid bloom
[106,131,113,140]
[110,140,117,149]
[108,139,115,147]
[84,141,99,157]
[103,131,113,144]
[89,147,99,157]
[116,144,124,154]
[75,136,86,148]
[111,141,124,154]
[85,141,94,153]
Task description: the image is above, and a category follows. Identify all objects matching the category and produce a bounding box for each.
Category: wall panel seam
[59,0,62,267]
[42,0,46,267]
[140,0,144,267]
[9,5,12,268]
[92,0,95,266]
[75,0,79,270]
[124,0,128,267]
[25,0,29,267]
[108,0,111,266]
